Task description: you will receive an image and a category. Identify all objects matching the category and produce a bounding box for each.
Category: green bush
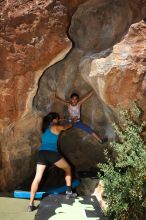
[99,103,146,220]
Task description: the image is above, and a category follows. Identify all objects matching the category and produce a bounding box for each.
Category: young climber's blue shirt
[39,128,59,152]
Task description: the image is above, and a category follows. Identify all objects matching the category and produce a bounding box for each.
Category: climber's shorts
[37,150,62,166]
[73,121,93,134]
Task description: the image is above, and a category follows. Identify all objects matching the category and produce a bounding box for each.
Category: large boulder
[69,0,146,52]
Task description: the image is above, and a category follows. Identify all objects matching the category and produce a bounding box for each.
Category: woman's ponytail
[41,112,60,133]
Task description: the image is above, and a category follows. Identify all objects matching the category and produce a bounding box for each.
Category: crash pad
[35,195,108,220]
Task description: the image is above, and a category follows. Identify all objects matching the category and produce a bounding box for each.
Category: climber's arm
[78,90,94,105]
[55,94,69,105]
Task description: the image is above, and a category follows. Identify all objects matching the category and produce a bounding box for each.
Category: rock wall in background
[34,1,146,174]
[0,0,146,190]
[0,0,87,190]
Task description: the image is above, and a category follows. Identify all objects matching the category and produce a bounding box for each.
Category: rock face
[0,0,71,124]
[90,21,146,114]
[34,3,146,172]
[34,48,114,170]
[0,0,146,190]
[79,20,146,118]
[76,178,107,209]
[0,0,87,190]
[69,0,146,52]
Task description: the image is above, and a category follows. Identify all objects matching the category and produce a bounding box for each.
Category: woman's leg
[29,164,46,206]
[54,158,77,198]
[54,158,71,187]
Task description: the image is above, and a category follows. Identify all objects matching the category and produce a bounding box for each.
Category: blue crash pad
[14,179,80,199]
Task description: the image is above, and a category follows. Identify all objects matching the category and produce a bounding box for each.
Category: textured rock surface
[0,0,86,190]
[0,113,41,190]
[34,48,114,170]
[81,21,146,118]
[76,178,107,209]
[35,4,146,172]
[0,0,71,124]
[69,0,146,52]
[0,0,146,190]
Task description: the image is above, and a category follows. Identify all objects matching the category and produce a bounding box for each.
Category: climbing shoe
[65,191,77,199]
[27,204,37,212]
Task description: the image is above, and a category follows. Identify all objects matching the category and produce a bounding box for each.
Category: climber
[27,112,77,212]
[55,91,105,144]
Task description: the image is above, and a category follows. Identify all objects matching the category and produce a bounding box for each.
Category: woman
[28,112,77,212]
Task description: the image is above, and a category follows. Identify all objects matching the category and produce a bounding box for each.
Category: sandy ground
[0,197,40,220]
